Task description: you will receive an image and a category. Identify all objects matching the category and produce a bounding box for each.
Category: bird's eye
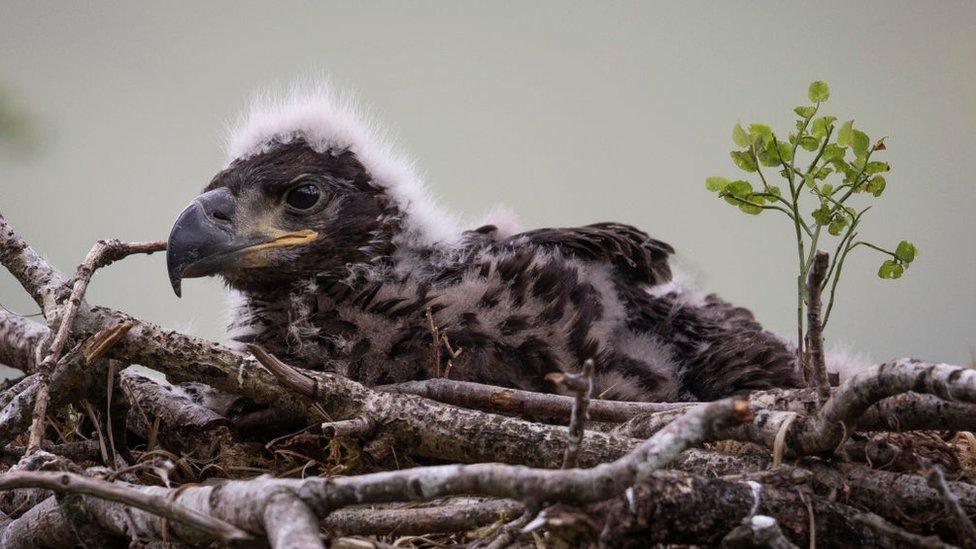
[285,184,322,211]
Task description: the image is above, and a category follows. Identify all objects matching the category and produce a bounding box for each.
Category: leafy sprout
[705,81,918,343]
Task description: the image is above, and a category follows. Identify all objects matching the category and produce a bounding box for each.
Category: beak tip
[169,275,183,298]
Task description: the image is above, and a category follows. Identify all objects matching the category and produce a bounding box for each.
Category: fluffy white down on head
[225,83,460,245]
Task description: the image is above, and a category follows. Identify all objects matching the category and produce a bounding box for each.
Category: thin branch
[0,470,253,544]
[852,512,951,549]
[376,377,690,423]
[26,239,165,452]
[546,359,594,469]
[320,499,523,536]
[805,250,831,404]
[927,465,976,547]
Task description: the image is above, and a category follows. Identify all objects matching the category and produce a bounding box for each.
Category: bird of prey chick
[166,86,800,402]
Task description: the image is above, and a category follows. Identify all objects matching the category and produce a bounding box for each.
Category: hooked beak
[166,187,317,297]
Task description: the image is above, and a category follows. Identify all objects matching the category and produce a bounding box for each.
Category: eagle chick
[166,86,800,401]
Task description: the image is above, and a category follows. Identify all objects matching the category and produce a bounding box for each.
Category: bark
[1,212,973,548]
[0,310,46,373]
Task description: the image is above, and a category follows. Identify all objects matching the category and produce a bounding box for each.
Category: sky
[0,1,973,378]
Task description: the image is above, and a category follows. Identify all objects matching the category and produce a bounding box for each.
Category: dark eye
[285,184,322,211]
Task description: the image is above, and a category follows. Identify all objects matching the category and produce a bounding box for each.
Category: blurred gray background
[1,1,973,378]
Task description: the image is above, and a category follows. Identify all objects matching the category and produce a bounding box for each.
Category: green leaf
[738,202,762,215]
[811,205,831,225]
[749,123,774,145]
[706,176,730,192]
[776,140,793,161]
[865,161,890,174]
[732,123,751,148]
[757,147,780,167]
[828,216,848,236]
[895,240,918,263]
[725,180,753,196]
[810,116,835,139]
[808,81,830,102]
[765,185,782,199]
[831,158,857,181]
[794,106,816,118]
[799,135,820,151]
[852,129,870,159]
[730,151,758,172]
[821,183,834,196]
[865,176,886,197]
[837,120,854,147]
[821,144,845,162]
[878,259,904,279]
[813,166,833,180]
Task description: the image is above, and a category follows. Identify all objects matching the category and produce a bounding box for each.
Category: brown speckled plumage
[198,140,799,402]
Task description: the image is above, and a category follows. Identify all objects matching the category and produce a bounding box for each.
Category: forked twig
[26,239,165,451]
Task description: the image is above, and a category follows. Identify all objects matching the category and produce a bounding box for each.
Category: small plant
[706,81,918,364]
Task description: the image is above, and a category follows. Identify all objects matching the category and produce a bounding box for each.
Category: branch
[248,344,640,467]
[0,470,253,544]
[546,358,594,469]
[263,489,324,549]
[375,377,690,422]
[726,359,976,457]
[927,465,976,547]
[0,214,67,316]
[320,499,523,536]
[25,238,164,452]
[0,310,47,373]
[805,250,830,403]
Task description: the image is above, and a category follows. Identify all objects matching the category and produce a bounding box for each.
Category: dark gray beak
[167,187,250,297]
[167,187,318,297]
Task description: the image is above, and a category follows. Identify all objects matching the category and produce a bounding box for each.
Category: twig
[376,377,690,422]
[926,465,976,547]
[320,499,523,536]
[852,512,951,549]
[249,344,641,468]
[25,239,164,452]
[79,400,110,466]
[720,515,799,548]
[483,506,537,549]
[805,250,831,404]
[104,360,118,469]
[321,416,376,439]
[0,470,253,544]
[546,359,594,469]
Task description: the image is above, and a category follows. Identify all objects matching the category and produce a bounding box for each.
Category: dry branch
[320,499,523,536]
[0,470,253,543]
[376,377,690,422]
[25,238,164,452]
[927,465,976,547]
[805,250,831,404]
[1,211,974,547]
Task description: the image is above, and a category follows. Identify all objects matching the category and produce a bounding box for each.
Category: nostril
[211,210,231,223]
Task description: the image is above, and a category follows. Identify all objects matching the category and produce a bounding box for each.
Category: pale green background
[1,1,973,377]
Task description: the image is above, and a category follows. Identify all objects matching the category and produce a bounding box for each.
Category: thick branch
[263,489,324,549]
[726,359,976,457]
[0,310,47,373]
[248,344,641,467]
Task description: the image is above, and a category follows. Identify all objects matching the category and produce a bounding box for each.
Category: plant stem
[851,241,897,258]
